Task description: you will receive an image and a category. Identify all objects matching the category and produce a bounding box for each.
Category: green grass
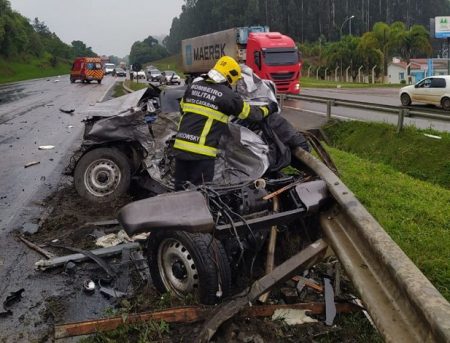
[323,120,450,189]
[0,55,71,84]
[146,54,184,75]
[327,146,450,300]
[124,80,149,91]
[301,76,403,89]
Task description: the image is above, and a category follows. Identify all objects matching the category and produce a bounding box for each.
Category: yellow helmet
[212,56,241,85]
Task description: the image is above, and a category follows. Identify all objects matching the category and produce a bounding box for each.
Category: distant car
[400,75,450,110]
[133,70,146,80]
[113,68,126,77]
[164,70,181,85]
[147,68,162,81]
[104,63,115,75]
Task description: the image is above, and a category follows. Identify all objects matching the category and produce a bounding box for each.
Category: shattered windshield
[263,48,299,66]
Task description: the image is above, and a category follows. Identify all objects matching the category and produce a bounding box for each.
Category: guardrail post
[279,94,285,110]
[307,65,312,78]
[397,108,405,133]
[326,100,333,120]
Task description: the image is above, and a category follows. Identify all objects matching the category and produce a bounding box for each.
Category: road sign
[435,16,450,38]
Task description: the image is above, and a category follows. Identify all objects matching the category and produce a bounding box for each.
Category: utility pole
[265,0,268,26]
[340,15,355,39]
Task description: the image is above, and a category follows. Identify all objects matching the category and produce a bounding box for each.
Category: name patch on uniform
[176,132,200,142]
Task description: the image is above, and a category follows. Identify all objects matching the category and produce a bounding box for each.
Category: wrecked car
[68,66,313,203]
[102,67,332,304]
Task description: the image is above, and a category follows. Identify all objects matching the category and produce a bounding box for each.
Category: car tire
[400,93,411,106]
[74,147,131,203]
[441,97,450,111]
[148,231,232,305]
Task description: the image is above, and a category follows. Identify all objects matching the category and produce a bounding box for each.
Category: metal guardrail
[293,147,450,342]
[281,94,450,132]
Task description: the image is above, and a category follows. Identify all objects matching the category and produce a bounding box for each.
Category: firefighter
[173,56,278,190]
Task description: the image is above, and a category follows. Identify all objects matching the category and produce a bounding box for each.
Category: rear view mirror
[254,51,261,70]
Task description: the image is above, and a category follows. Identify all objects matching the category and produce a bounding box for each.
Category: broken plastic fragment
[24,161,40,168]
[272,309,318,325]
[38,145,55,150]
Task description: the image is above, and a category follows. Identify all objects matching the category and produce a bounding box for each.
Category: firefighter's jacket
[174,78,269,160]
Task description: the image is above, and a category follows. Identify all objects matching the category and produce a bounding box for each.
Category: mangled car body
[68,68,332,304]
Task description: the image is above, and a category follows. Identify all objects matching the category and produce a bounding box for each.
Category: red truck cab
[246,32,301,94]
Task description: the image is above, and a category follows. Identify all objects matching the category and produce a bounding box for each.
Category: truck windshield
[263,49,299,66]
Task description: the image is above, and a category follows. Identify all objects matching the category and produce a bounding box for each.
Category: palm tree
[391,22,432,81]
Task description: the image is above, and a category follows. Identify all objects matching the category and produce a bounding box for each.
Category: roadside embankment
[323,121,450,300]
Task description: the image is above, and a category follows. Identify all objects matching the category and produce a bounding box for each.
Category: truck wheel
[97,79,102,84]
[74,147,131,203]
[148,231,232,305]
[70,77,75,83]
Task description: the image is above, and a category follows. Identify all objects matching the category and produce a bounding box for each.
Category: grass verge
[327,146,450,300]
[323,120,450,189]
[301,76,403,89]
[124,80,149,91]
[0,55,71,84]
[147,55,183,75]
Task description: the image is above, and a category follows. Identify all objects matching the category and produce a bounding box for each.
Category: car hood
[400,84,415,93]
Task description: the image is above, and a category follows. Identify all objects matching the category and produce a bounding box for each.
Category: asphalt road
[0,75,118,231]
[0,75,119,341]
[293,87,450,132]
[0,78,447,340]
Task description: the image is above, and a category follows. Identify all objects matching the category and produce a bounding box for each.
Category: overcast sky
[9,0,185,57]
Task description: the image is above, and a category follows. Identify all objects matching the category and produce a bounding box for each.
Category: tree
[359,22,394,81]
[71,40,96,57]
[129,35,169,65]
[391,22,432,80]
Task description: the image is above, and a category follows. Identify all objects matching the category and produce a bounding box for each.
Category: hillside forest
[164,0,450,53]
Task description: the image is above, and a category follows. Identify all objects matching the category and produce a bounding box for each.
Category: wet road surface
[0,75,118,341]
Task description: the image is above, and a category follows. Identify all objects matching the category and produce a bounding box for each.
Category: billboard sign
[435,16,450,38]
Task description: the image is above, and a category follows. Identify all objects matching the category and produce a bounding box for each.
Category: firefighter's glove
[268,101,279,115]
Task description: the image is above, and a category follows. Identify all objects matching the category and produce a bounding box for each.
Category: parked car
[164,70,181,85]
[147,68,162,81]
[113,67,126,77]
[399,75,450,110]
[133,70,146,80]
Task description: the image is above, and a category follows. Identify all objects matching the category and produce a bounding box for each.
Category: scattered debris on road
[24,161,40,168]
[59,108,75,114]
[35,243,140,270]
[18,235,55,259]
[38,145,55,150]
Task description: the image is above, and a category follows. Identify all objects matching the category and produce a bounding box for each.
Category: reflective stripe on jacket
[174,78,269,160]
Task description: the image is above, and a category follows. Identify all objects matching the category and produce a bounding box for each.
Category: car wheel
[400,93,411,106]
[441,97,450,110]
[74,147,131,203]
[148,231,232,305]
